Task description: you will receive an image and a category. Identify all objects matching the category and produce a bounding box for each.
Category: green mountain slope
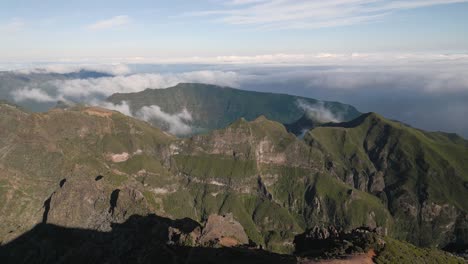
[305,112,468,247]
[0,103,175,243]
[166,115,392,252]
[0,102,466,260]
[0,103,384,253]
[375,237,465,264]
[107,83,361,134]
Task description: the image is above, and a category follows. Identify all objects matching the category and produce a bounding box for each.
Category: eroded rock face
[294,226,385,259]
[168,225,201,246]
[43,177,150,232]
[108,152,130,163]
[199,213,249,247]
[175,117,313,169]
[299,226,341,241]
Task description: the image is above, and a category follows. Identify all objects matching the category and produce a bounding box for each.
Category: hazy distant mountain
[107,83,361,135]
[0,101,466,262]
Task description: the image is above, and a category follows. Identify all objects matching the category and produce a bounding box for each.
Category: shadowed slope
[1,214,462,264]
[0,214,296,264]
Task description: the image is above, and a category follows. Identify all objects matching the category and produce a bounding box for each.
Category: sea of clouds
[3,53,468,137]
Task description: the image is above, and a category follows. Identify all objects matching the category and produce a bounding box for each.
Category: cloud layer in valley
[11,87,56,103]
[10,70,241,104]
[8,69,239,136]
[5,54,468,138]
[15,63,131,76]
[137,105,193,135]
[96,101,194,135]
[296,100,342,123]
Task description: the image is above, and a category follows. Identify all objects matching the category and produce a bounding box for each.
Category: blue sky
[1,0,468,60]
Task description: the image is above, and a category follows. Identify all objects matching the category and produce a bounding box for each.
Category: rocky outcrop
[294,226,385,259]
[0,214,463,264]
[199,214,249,247]
[43,177,150,232]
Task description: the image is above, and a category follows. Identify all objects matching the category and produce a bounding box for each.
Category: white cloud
[188,0,468,29]
[77,100,193,136]
[303,67,468,93]
[95,101,133,116]
[94,52,468,66]
[87,15,130,30]
[8,55,468,109]
[56,99,193,136]
[136,105,193,135]
[296,100,342,123]
[8,70,233,136]
[49,71,241,99]
[423,72,468,93]
[228,0,268,5]
[7,70,241,105]
[5,52,468,67]
[8,70,243,137]
[0,18,25,33]
[6,60,468,137]
[16,63,131,76]
[11,87,57,103]
[377,0,468,10]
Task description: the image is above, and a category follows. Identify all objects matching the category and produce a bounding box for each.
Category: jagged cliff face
[0,103,467,255]
[0,104,175,243]
[166,115,392,252]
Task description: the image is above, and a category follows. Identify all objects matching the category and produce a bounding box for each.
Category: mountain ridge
[306,112,468,247]
[107,83,361,135]
[0,101,467,261]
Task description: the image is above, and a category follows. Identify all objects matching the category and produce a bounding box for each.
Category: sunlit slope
[305,112,468,247]
[1,102,466,255]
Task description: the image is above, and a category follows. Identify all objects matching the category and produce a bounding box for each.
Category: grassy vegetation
[218,194,265,246]
[173,154,257,180]
[162,190,199,220]
[1,103,467,259]
[314,174,392,228]
[117,155,158,174]
[105,172,128,186]
[142,190,160,211]
[306,112,468,246]
[267,166,309,212]
[375,237,465,264]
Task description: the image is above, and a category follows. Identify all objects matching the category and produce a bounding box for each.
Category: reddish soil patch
[83,107,113,117]
[300,250,376,264]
